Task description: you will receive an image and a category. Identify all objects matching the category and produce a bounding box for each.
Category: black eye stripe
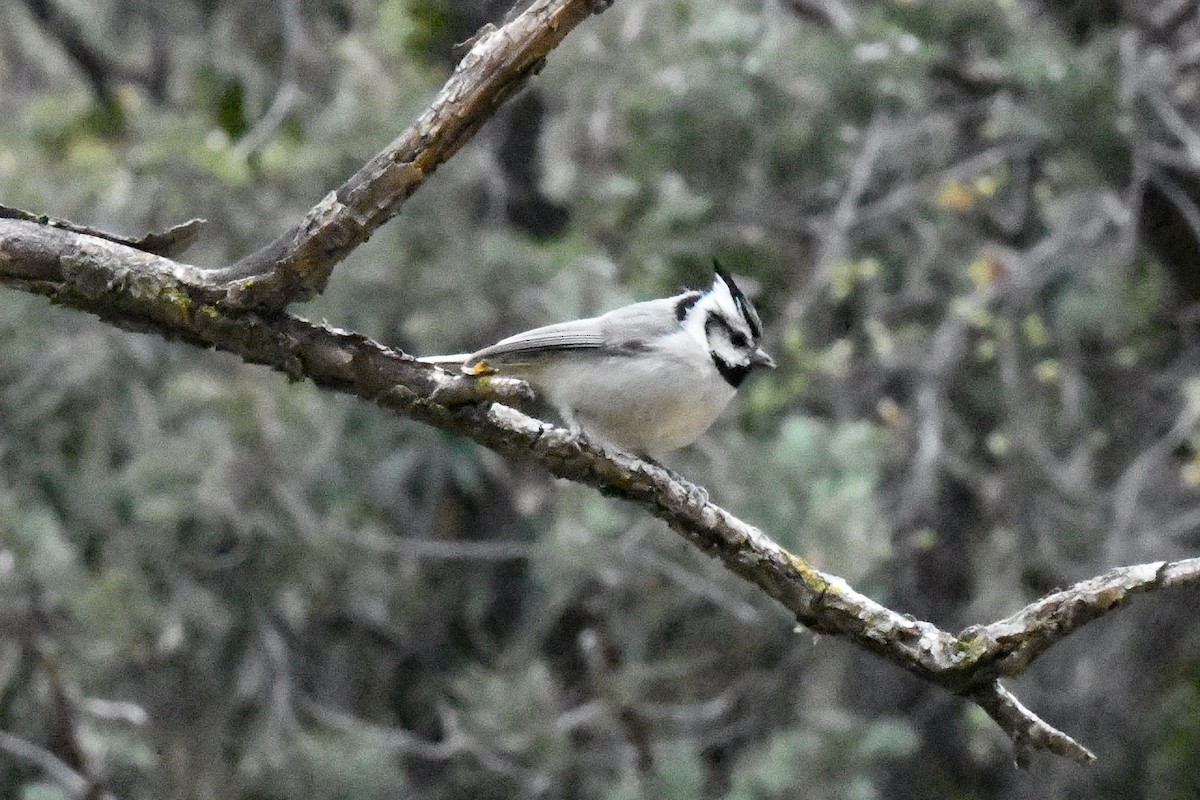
[705,311,751,346]
[711,353,751,388]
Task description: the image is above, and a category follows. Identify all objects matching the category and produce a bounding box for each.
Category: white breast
[530,339,736,456]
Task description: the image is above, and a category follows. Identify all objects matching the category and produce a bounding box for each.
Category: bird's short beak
[750,348,776,369]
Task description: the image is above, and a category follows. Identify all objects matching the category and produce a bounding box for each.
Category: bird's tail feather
[417,353,471,368]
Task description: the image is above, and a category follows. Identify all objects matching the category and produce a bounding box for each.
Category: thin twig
[230,0,305,161]
[967,682,1095,767]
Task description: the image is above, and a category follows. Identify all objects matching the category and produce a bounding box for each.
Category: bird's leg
[561,408,597,453]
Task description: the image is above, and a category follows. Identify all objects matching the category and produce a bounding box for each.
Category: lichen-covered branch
[204,0,607,310]
[3,215,1199,766]
[959,557,1200,684]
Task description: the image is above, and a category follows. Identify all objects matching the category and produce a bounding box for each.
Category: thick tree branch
[205,0,607,310]
[3,216,1199,765]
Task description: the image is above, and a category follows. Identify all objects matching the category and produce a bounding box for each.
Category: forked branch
[206,0,605,310]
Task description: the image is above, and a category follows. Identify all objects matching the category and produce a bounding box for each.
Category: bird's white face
[686,269,774,388]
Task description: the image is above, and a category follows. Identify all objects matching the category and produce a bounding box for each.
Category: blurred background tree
[2,0,1200,798]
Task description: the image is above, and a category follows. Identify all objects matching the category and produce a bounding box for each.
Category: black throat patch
[706,312,751,387]
[712,354,751,388]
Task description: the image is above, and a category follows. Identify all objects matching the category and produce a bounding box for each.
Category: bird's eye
[731,332,748,349]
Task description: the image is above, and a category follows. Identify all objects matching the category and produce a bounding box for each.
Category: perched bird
[421,265,774,456]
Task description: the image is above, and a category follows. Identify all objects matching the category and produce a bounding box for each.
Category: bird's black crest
[712,259,763,339]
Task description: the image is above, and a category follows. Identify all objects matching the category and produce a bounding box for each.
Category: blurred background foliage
[2,0,1200,797]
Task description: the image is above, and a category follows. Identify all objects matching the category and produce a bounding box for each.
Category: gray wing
[467,296,685,367]
[468,317,607,366]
